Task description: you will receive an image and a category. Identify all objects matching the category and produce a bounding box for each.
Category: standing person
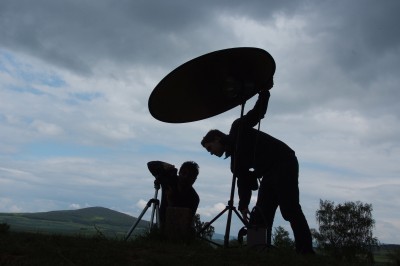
[200,79,314,254]
[147,161,200,229]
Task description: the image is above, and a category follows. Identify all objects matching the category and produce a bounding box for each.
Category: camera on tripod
[147,161,178,187]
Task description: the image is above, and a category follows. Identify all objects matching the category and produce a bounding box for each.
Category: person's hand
[240,208,251,223]
[261,77,274,92]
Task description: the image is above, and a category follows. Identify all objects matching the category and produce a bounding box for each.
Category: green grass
[374,246,400,266]
[1,207,398,265]
[1,228,392,266]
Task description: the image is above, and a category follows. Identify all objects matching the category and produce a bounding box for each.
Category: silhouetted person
[147,161,200,230]
[201,79,314,254]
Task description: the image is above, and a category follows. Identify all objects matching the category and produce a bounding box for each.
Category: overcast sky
[1,0,399,244]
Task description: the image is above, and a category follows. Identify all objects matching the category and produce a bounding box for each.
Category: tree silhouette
[193,214,214,240]
[272,226,294,249]
[313,199,379,263]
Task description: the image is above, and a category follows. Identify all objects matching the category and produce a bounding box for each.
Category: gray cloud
[0,1,316,73]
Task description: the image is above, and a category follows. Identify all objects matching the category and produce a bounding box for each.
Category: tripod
[125,180,161,241]
[198,101,249,247]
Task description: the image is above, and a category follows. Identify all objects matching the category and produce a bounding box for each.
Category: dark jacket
[147,161,199,222]
[225,91,295,210]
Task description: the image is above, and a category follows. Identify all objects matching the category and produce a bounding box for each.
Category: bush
[388,248,400,266]
[0,223,10,234]
[313,200,378,263]
[272,226,295,249]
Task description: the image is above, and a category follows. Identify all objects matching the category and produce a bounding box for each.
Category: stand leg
[149,188,160,230]
[224,170,239,246]
[125,202,151,241]
[125,189,160,241]
[198,202,248,247]
[199,101,248,247]
[155,203,160,228]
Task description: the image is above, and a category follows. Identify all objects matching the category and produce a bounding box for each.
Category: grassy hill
[1,208,399,265]
[0,206,149,238]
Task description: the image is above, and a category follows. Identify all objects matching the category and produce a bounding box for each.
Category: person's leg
[256,176,278,245]
[281,202,313,253]
[277,156,314,254]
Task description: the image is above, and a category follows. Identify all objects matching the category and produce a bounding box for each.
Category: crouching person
[147,161,200,241]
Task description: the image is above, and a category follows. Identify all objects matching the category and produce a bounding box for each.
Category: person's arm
[147,161,176,178]
[147,161,178,193]
[241,90,270,128]
[190,190,200,219]
[147,161,167,178]
[237,169,261,222]
[237,176,252,219]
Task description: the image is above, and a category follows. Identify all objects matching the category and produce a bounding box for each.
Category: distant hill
[0,206,149,238]
[22,206,143,227]
[378,244,400,251]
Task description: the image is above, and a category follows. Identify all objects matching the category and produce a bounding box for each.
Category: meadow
[0,207,399,265]
[0,228,374,266]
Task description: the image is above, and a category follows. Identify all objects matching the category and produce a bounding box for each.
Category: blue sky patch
[69,92,102,102]
[1,49,66,88]
[8,85,45,95]
[18,141,113,160]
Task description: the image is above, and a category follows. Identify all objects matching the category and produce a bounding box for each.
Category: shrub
[0,223,10,234]
[313,200,378,263]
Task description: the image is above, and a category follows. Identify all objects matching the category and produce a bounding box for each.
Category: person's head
[178,161,199,186]
[201,129,227,157]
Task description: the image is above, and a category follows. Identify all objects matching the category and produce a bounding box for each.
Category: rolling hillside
[0,206,149,238]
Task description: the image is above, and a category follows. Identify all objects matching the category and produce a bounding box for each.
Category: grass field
[0,207,399,265]
[0,229,377,266]
[1,225,399,266]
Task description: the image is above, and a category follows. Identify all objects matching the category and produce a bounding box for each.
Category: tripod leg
[224,208,233,246]
[223,164,240,247]
[149,202,156,230]
[199,102,251,247]
[198,207,229,234]
[233,208,248,225]
[125,203,150,241]
[224,206,249,246]
[149,199,160,231]
[149,188,159,230]
[155,203,161,228]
